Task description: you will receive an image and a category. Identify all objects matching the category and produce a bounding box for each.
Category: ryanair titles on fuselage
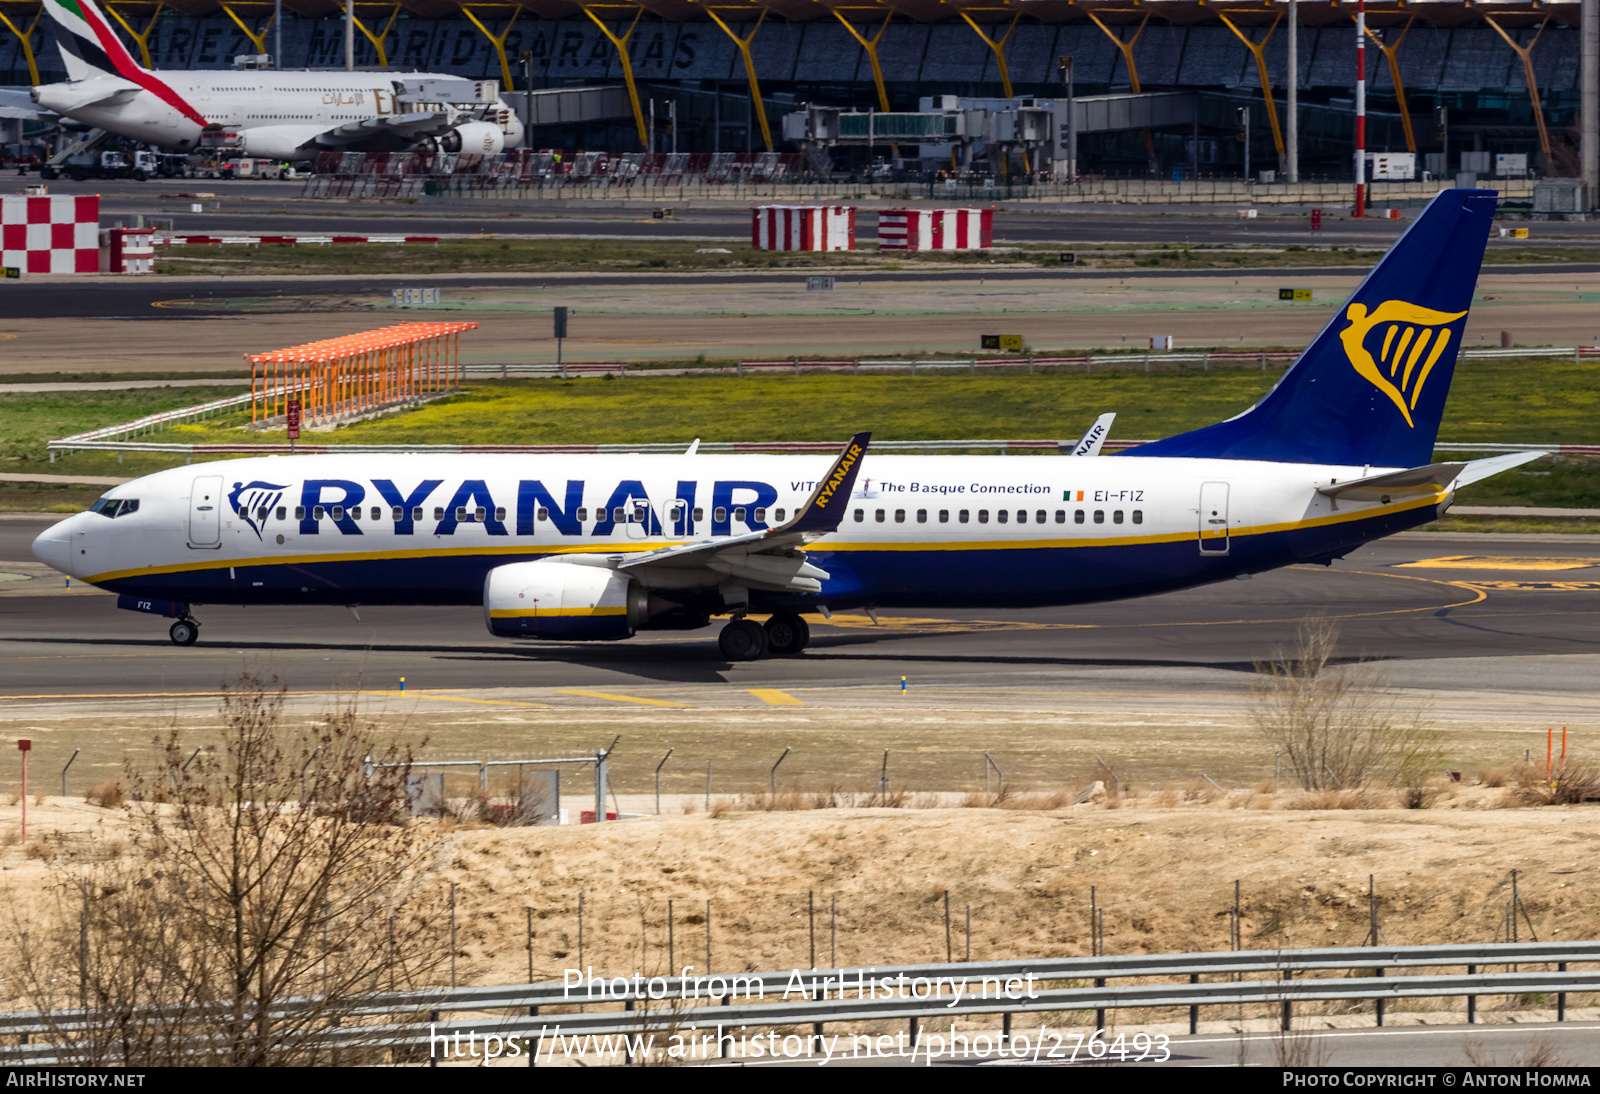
[224,473,1083,541]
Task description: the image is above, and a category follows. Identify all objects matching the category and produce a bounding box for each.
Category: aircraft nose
[31,519,73,576]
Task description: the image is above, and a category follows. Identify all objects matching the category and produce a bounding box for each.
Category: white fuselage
[33,70,522,160]
[32,452,1441,621]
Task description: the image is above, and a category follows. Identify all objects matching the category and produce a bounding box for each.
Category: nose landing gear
[169,618,200,646]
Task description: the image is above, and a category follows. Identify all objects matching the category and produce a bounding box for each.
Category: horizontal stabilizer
[1317,450,1549,501]
[1318,463,1468,501]
[1450,450,1550,488]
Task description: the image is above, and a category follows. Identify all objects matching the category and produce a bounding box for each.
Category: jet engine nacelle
[441,121,505,155]
[483,560,645,640]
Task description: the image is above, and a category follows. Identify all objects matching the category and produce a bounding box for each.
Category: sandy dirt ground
[3,270,1597,374]
[1,788,1596,1038]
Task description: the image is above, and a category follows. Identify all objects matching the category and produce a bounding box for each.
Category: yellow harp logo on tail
[1339,300,1467,427]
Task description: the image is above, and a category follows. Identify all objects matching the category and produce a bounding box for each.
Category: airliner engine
[483,560,646,640]
[439,121,505,155]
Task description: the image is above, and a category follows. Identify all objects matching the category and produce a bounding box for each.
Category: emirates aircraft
[34,190,1537,660]
[30,0,522,161]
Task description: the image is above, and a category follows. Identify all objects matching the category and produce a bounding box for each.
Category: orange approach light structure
[247,322,479,429]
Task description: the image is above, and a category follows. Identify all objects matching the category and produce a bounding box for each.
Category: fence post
[1559,962,1567,1021]
[1467,964,1476,1023]
[1189,973,1199,1034]
[61,748,79,797]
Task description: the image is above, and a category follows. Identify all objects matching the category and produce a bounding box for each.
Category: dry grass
[84,779,124,809]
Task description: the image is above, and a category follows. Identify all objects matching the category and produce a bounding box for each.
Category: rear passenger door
[1198,482,1229,555]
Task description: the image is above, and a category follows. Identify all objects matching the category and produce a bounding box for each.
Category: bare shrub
[1507,757,1600,806]
[1464,1034,1570,1067]
[1400,783,1443,810]
[84,780,124,809]
[1252,619,1441,791]
[1477,764,1511,788]
[3,672,446,1067]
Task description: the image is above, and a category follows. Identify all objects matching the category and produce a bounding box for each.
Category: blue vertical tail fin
[1124,189,1498,468]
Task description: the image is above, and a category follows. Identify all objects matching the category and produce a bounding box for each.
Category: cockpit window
[89,497,139,518]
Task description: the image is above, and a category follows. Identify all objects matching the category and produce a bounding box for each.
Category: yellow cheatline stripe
[556,689,688,707]
[80,493,1447,585]
[487,606,627,618]
[1397,556,1596,571]
[748,688,803,706]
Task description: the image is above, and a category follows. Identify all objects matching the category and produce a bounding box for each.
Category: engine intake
[483,560,647,641]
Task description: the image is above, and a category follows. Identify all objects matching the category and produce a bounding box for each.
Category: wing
[618,431,870,593]
[311,111,454,147]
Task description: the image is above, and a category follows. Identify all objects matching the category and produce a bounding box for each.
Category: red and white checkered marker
[751,205,855,251]
[0,195,100,274]
[877,208,992,251]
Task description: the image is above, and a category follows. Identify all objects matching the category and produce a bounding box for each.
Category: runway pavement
[3,518,1599,721]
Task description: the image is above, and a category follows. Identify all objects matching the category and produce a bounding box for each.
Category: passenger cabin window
[433,507,444,521]
[1015,510,1025,524]
[1113,510,1124,524]
[996,510,1007,524]
[314,506,326,520]
[917,509,928,523]
[713,507,727,523]
[854,509,864,522]
[1075,509,1085,524]
[577,507,589,522]
[733,506,746,523]
[959,510,969,523]
[874,509,885,523]
[1037,510,1047,524]
[456,507,469,521]
[371,506,380,521]
[475,506,488,522]
[774,508,786,522]
[277,506,287,521]
[613,506,626,522]
[1055,510,1065,523]
[978,510,989,524]
[1093,510,1105,524]
[894,509,905,523]
[1132,510,1144,524]
[392,506,404,521]
[753,507,766,523]
[296,506,306,520]
[939,510,949,523]
[693,508,704,522]
[330,506,344,521]
[411,507,423,521]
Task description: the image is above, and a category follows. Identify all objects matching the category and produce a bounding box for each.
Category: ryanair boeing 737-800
[32,190,1539,660]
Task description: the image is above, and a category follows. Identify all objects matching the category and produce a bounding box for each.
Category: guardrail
[6,940,1597,1063]
[460,345,1600,380]
[44,436,1600,461]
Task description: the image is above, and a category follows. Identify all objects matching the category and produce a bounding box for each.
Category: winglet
[1066,412,1116,457]
[786,431,871,536]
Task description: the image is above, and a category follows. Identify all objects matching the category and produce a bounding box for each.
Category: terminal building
[0,0,1593,181]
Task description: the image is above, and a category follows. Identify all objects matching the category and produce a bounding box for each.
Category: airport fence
[4,940,1598,1063]
[294,150,1540,207]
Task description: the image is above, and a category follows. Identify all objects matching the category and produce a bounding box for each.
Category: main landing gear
[169,618,200,646]
[717,612,810,661]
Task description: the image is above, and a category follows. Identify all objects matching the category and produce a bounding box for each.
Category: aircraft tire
[763,612,810,656]
[717,618,768,661]
[169,620,199,646]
